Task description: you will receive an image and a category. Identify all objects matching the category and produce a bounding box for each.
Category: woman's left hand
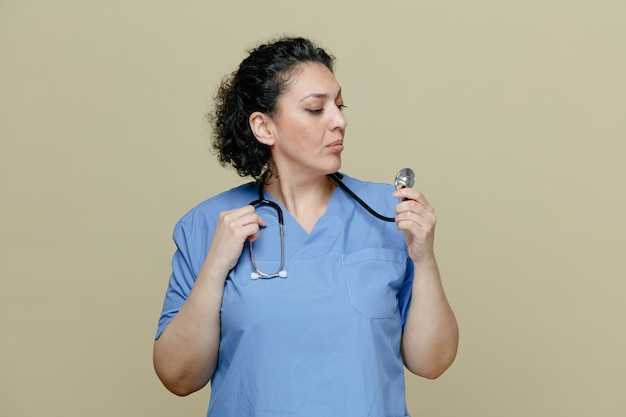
[393,187,458,379]
[393,188,436,264]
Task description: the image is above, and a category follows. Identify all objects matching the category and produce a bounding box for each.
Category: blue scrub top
[156,174,414,417]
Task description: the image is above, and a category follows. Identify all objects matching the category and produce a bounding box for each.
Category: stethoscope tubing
[248,198,286,279]
[248,172,398,279]
[327,173,396,222]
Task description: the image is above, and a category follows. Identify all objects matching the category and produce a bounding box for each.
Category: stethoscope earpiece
[250,270,287,280]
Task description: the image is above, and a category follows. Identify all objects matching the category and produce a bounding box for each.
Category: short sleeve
[398,258,414,331]
[155,220,203,339]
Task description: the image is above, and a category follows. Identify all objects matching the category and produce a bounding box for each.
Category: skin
[153,62,458,396]
[249,62,347,231]
[393,186,459,378]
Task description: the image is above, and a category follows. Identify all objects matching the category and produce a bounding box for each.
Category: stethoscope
[248,168,415,279]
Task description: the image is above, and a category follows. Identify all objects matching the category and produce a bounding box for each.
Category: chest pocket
[342,248,408,319]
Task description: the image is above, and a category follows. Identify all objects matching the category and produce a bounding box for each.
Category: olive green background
[1,1,625,416]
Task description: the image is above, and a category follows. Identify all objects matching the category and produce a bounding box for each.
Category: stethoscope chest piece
[394,168,415,189]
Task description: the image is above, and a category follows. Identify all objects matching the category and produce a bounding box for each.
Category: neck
[263,175,336,233]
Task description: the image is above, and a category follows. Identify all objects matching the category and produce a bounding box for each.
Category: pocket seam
[342,248,407,319]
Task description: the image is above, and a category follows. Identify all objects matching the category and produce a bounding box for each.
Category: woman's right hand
[204,205,266,277]
[154,204,265,395]
[153,205,266,395]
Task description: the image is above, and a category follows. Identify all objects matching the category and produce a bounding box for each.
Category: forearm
[401,256,459,379]
[153,262,226,396]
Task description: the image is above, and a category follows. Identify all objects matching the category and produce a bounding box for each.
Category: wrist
[412,253,438,274]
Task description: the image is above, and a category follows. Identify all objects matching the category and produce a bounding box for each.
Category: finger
[220,206,269,243]
[255,213,267,228]
[219,205,256,224]
[395,201,436,229]
[393,188,430,206]
[395,199,434,220]
[247,226,261,243]
[395,215,434,234]
[239,214,267,236]
[222,211,258,230]
[218,210,264,243]
[395,202,434,229]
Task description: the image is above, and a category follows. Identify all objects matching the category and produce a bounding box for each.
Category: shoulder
[177,182,257,229]
[334,172,395,199]
[331,172,398,223]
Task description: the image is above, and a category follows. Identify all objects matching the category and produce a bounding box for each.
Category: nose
[331,106,348,131]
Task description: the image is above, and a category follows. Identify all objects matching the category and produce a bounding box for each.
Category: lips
[327,140,344,151]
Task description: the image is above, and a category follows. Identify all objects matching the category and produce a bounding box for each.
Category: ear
[249,111,275,146]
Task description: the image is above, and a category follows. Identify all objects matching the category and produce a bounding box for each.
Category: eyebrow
[300,88,342,102]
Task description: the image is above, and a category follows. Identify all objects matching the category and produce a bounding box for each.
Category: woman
[154,37,458,417]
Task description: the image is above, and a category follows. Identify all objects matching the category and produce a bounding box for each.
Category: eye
[306,108,324,114]
[337,104,347,112]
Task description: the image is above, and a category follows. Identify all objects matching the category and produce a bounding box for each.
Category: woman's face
[267,62,347,179]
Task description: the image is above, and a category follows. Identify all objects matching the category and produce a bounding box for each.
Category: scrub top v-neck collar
[258,184,352,259]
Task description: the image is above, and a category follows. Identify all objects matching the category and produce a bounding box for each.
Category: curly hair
[208,37,335,179]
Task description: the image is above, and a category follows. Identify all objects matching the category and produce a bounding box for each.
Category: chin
[326,165,341,176]
[328,157,342,174]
